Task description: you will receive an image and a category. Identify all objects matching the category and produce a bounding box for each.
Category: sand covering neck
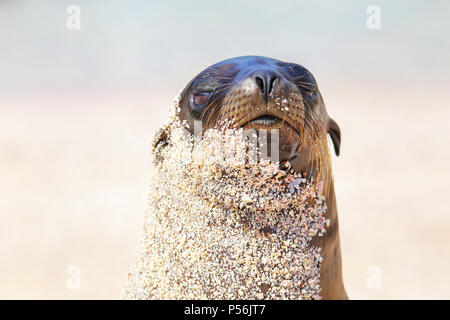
[122,96,329,300]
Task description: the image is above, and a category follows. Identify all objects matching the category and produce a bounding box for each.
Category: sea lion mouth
[247,115,282,126]
[238,110,302,165]
[238,108,299,134]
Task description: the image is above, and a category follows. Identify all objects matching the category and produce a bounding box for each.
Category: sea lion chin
[124,56,347,300]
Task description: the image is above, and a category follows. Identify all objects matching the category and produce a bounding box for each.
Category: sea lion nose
[253,70,279,98]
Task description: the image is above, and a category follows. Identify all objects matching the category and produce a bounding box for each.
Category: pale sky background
[0,1,449,299]
[1,0,449,94]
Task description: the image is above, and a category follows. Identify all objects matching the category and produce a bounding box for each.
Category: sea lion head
[157,56,341,183]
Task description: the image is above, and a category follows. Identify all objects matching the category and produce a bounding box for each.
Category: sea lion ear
[152,125,170,164]
[328,118,341,156]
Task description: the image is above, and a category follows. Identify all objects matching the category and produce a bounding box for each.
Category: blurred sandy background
[1,0,449,299]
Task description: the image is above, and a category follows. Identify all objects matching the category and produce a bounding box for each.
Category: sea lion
[123,56,347,300]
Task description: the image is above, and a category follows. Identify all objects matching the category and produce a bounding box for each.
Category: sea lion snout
[219,67,305,164]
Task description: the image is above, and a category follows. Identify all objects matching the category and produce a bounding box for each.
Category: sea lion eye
[302,88,317,100]
[192,93,210,108]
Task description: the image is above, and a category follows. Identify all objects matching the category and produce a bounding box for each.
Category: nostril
[255,76,265,93]
[267,76,277,94]
[253,70,280,99]
[254,73,279,97]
